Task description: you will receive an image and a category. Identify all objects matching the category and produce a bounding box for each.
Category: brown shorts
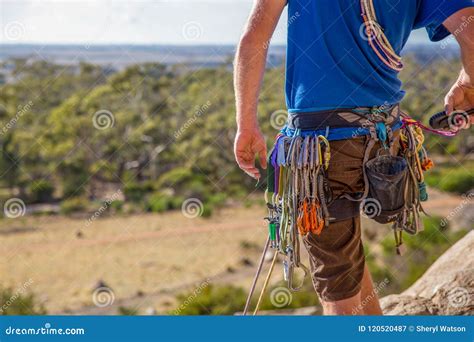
[302,135,399,302]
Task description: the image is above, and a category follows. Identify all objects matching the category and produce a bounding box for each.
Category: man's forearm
[444,8,474,85]
[233,0,286,131]
[234,38,268,131]
[459,45,474,86]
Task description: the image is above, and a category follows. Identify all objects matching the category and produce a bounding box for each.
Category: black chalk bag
[364,154,408,224]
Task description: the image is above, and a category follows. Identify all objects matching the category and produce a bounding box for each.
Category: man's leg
[320,291,362,315]
[360,264,383,315]
[303,216,366,315]
[303,137,377,315]
[318,257,383,315]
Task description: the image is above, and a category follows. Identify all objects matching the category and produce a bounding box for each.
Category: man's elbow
[457,25,474,52]
[446,9,474,51]
[238,30,268,51]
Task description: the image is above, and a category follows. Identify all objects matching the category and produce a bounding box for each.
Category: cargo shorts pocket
[327,160,364,196]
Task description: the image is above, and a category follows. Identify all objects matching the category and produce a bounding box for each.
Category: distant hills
[0,43,459,70]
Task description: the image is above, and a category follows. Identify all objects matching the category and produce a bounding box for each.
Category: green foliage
[146,192,183,213]
[199,193,227,218]
[0,287,46,315]
[257,279,319,312]
[60,197,90,215]
[123,181,154,203]
[118,306,138,315]
[379,217,467,291]
[173,285,246,315]
[365,245,394,295]
[0,57,471,214]
[156,167,193,189]
[109,200,124,212]
[173,280,318,315]
[424,162,474,194]
[28,179,55,203]
[60,164,89,198]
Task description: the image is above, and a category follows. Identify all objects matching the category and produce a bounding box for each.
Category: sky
[0,0,430,45]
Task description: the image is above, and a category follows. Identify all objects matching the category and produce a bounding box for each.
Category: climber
[233,0,474,316]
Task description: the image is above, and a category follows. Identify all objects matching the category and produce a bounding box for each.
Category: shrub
[172,280,318,316]
[257,279,319,311]
[146,193,169,213]
[437,169,473,194]
[155,167,193,189]
[29,179,55,203]
[425,162,474,194]
[61,166,89,198]
[146,193,183,213]
[60,197,89,215]
[118,306,138,315]
[109,200,124,212]
[123,181,154,203]
[0,287,46,315]
[206,193,227,207]
[173,285,246,315]
[240,240,260,251]
[200,204,213,218]
[199,193,226,218]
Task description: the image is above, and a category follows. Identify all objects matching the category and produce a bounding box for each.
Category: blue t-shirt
[285,0,474,114]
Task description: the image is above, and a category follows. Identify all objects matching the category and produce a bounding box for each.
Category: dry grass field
[0,205,269,314]
[0,189,466,314]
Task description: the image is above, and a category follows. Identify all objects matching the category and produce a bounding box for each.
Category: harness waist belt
[287,105,401,130]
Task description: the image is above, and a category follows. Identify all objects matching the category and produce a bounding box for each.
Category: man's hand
[445,70,474,118]
[234,127,267,180]
[443,8,474,129]
[445,71,474,111]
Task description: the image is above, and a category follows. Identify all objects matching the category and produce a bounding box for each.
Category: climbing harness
[243,104,441,314]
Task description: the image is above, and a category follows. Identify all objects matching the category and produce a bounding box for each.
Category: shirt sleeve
[414,0,474,42]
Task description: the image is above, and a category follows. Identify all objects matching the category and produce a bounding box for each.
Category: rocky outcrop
[242,231,473,316]
[381,231,474,315]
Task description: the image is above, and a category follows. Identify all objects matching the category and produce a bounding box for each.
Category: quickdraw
[269,133,331,280]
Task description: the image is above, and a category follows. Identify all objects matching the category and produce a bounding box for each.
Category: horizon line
[0,42,437,47]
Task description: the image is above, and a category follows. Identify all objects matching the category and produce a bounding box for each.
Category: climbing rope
[402,116,457,137]
[361,0,403,71]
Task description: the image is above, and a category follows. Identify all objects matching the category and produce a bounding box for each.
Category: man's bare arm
[233,0,287,179]
[443,8,474,119]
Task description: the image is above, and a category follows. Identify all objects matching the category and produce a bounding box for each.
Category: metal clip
[283,260,289,281]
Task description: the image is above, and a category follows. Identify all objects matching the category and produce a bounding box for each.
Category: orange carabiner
[310,201,325,235]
